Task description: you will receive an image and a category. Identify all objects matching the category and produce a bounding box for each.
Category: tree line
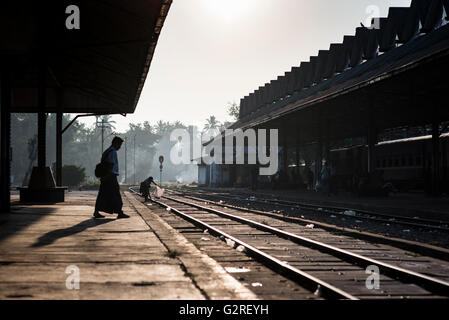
[10,102,239,187]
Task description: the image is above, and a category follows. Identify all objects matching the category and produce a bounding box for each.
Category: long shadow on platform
[0,206,57,242]
[30,218,114,247]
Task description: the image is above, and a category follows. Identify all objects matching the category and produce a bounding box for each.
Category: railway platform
[0,191,257,300]
[199,187,449,221]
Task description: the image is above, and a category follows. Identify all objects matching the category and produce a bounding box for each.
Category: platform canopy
[232,0,449,142]
[1,0,171,114]
[233,23,449,142]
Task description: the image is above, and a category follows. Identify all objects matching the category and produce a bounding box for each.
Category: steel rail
[257,197,448,226]
[185,188,447,225]
[177,189,449,233]
[167,189,449,262]
[161,193,449,297]
[128,186,356,300]
[200,189,448,226]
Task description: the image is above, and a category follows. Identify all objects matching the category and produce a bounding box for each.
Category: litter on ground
[236,245,247,252]
[225,238,236,247]
[225,267,251,273]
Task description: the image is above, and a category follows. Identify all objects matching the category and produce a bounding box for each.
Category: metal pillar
[133,134,137,184]
[367,103,377,174]
[315,116,323,186]
[124,137,127,183]
[423,142,429,194]
[443,138,448,193]
[1,66,12,213]
[296,126,301,168]
[323,119,330,163]
[37,65,46,169]
[101,120,104,152]
[160,166,163,187]
[25,62,58,195]
[315,141,322,187]
[367,121,377,173]
[431,118,440,195]
[56,91,63,186]
[282,123,288,171]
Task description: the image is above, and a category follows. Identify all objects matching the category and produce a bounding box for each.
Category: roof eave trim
[132,0,172,112]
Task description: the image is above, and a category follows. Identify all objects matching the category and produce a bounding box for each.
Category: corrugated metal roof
[233,0,449,130]
[2,0,172,114]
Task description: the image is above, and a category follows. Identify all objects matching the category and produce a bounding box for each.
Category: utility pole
[96,117,111,153]
[101,119,104,152]
[124,137,127,183]
[133,133,137,185]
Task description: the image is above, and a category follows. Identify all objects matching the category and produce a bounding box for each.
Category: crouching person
[140,176,159,202]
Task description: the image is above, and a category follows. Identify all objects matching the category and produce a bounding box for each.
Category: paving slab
[0,191,256,300]
[124,192,258,300]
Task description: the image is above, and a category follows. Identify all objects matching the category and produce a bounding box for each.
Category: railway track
[160,188,449,262]
[129,186,449,300]
[173,188,449,233]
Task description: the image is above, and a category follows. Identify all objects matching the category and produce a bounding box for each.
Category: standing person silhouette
[320,161,331,196]
[93,136,130,219]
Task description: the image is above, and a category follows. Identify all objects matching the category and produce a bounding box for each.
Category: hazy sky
[79,0,411,132]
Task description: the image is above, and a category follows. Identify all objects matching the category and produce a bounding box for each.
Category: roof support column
[296,125,301,169]
[431,112,441,196]
[295,124,305,189]
[1,65,12,213]
[282,120,288,172]
[20,62,64,202]
[367,105,377,174]
[323,118,330,163]
[315,114,323,188]
[442,137,448,194]
[251,127,259,190]
[37,65,46,169]
[56,94,63,186]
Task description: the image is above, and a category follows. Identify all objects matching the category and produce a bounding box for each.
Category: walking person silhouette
[93,136,130,219]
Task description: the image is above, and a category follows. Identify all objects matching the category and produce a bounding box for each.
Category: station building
[200,0,449,196]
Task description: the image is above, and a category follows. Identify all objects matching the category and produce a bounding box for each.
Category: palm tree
[95,115,116,133]
[227,102,240,121]
[155,120,169,135]
[203,116,221,132]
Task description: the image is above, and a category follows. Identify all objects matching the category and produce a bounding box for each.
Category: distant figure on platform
[329,160,337,195]
[320,161,331,196]
[352,168,362,196]
[140,176,160,202]
[93,137,130,219]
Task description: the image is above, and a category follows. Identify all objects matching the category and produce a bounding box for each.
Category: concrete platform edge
[124,192,259,300]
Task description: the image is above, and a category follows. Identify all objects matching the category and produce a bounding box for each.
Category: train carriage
[330,133,449,192]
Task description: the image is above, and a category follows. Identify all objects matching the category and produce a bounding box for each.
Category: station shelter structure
[1,0,172,213]
[199,0,449,196]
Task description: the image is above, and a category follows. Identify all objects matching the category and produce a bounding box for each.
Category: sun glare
[201,0,254,22]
